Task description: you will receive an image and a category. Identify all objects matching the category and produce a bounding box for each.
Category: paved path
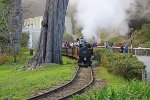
[136,56,150,81]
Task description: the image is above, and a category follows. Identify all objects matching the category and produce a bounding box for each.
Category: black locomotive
[78,37,93,67]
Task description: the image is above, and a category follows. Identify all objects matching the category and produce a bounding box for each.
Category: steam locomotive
[78,36,93,67]
[62,36,93,67]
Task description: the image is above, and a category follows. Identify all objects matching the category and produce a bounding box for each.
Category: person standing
[124,42,128,53]
[93,42,97,47]
[104,41,109,48]
[104,42,107,48]
[119,44,124,53]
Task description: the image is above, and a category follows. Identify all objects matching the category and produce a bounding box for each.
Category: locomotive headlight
[83,51,87,54]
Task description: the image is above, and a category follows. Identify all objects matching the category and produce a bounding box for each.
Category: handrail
[96,46,150,56]
[97,46,150,50]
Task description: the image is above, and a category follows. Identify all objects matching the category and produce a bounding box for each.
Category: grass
[96,66,128,90]
[0,51,77,100]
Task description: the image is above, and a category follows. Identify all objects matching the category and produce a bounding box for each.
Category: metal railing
[97,46,150,56]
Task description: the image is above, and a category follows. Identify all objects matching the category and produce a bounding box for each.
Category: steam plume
[68,0,150,40]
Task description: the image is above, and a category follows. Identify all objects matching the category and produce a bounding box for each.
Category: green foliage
[107,24,150,47]
[75,26,83,39]
[1,0,12,4]
[21,33,29,47]
[0,32,10,47]
[94,48,145,80]
[140,24,150,40]
[134,24,150,47]
[63,32,74,42]
[0,54,7,65]
[0,32,10,54]
[73,81,150,100]
[100,33,108,45]
[142,41,150,48]
[109,36,127,46]
[0,48,33,65]
[0,0,12,32]
[0,51,77,99]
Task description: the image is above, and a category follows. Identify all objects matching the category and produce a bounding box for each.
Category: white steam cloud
[68,0,150,40]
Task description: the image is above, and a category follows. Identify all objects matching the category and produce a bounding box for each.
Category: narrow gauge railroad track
[28,67,94,100]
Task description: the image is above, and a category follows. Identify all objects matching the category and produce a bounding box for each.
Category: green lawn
[0,54,77,100]
[96,66,128,90]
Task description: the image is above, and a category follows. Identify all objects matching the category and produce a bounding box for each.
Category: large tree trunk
[9,0,22,62]
[29,0,69,69]
[15,0,22,53]
[12,0,22,54]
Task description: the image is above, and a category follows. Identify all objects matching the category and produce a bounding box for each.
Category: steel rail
[28,67,93,100]
[58,67,94,100]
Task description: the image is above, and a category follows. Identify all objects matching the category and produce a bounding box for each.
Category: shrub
[0,54,7,65]
[0,32,10,53]
[94,48,146,80]
[142,41,150,48]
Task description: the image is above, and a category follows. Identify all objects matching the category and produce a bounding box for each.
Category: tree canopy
[0,0,12,32]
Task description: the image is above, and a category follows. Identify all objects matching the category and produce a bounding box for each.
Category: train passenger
[62,43,65,48]
[70,42,74,47]
[74,39,79,47]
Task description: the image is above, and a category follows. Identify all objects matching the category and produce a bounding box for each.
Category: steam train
[62,37,93,67]
[78,37,93,67]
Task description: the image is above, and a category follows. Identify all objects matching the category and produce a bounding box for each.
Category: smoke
[129,0,150,20]
[68,0,150,40]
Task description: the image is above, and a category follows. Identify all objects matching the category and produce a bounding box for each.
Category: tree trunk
[14,0,22,53]
[11,0,22,54]
[29,0,69,69]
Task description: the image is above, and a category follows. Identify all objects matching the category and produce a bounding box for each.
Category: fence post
[135,49,137,56]
[142,69,146,82]
[72,48,74,58]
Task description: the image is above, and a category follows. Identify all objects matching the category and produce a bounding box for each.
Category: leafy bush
[73,81,150,100]
[142,41,150,48]
[0,32,10,53]
[0,48,33,65]
[0,54,7,65]
[94,48,146,80]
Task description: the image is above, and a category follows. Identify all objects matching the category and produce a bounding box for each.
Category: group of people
[62,39,81,48]
[104,41,128,53]
[62,42,75,48]
[62,36,97,48]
